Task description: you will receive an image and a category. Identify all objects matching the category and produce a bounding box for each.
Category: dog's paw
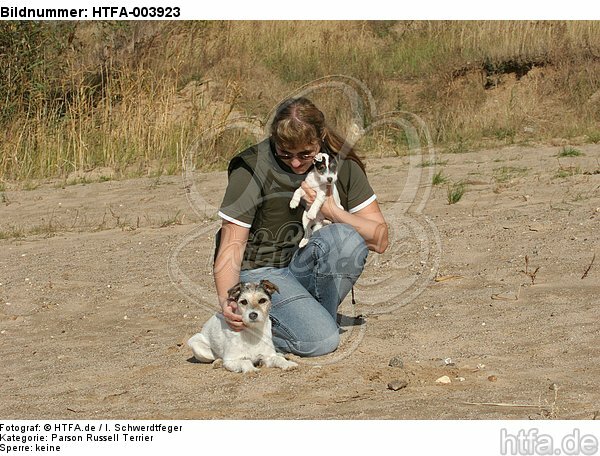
[270,355,298,371]
[298,239,308,248]
[289,199,299,209]
[281,360,298,371]
[223,359,259,374]
[212,359,223,369]
[242,366,260,374]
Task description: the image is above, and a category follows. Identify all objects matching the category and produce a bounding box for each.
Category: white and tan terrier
[290,152,343,248]
[188,280,298,374]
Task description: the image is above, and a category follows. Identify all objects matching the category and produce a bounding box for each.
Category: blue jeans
[239,224,369,357]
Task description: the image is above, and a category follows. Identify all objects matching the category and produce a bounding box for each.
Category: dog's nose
[249,312,258,320]
[327,177,333,183]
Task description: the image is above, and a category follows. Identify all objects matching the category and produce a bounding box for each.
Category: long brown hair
[270,97,366,172]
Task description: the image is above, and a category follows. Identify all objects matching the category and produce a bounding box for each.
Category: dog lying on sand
[188,280,298,374]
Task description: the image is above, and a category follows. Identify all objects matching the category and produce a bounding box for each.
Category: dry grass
[2,21,600,181]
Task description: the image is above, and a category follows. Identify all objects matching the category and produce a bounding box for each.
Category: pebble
[549,383,559,391]
[435,375,452,384]
[387,380,408,391]
[488,375,498,382]
[477,363,486,369]
[388,356,404,368]
[442,357,455,366]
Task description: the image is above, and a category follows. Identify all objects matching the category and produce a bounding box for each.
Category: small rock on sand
[435,375,452,384]
[387,380,408,391]
[388,356,404,368]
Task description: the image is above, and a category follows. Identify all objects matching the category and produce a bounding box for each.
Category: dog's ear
[227,283,243,301]
[314,152,325,163]
[329,153,340,169]
[259,280,279,296]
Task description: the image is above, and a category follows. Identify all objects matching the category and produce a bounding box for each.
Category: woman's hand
[221,299,245,332]
[300,182,388,253]
[301,181,342,221]
[214,221,250,332]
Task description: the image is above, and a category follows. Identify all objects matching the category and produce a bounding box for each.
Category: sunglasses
[275,144,319,162]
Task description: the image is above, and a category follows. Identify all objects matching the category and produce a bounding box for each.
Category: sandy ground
[1,144,599,419]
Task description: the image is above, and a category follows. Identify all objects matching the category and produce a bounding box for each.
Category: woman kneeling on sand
[213,97,388,356]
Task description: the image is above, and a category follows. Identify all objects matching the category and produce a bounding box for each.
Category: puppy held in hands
[289,152,343,248]
[187,280,298,374]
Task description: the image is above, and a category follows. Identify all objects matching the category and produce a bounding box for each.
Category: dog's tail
[187,333,216,363]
